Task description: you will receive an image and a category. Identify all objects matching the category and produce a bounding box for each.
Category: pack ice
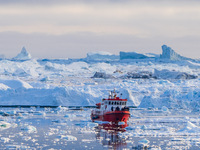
[0,45,199,110]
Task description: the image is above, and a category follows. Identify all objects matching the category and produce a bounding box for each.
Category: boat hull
[91,111,130,124]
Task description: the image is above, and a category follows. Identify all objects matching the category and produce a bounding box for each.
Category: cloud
[0,0,200,37]
[0,0,200,59]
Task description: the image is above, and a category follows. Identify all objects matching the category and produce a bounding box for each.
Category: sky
[0,0,200,59]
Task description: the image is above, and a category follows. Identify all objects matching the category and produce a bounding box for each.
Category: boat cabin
[95,90,129,112]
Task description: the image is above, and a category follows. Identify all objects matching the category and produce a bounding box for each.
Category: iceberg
[12,47,31,61]
[85,51,119,61]
[120,51,157,60]
[160,45,189,61]
[0,54,5,60]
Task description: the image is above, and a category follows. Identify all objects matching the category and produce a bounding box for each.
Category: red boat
[91,90,130,125]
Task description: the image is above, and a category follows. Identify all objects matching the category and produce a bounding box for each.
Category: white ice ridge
[13,47,32,60]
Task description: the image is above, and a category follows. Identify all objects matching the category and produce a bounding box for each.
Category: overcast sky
[0,0,200,59]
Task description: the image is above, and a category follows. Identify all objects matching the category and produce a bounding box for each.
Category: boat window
[117,102,119,105]
[114,102,116,105]
[112,102,114,105]
[120,102,121,105]
[109,101,111,105]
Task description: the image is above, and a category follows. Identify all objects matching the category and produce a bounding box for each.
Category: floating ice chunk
[0,121,11,130]
[34,112,46,116]
[64,114,76,118]
[87,122,98,128]
[82,139,95,143]
[118,132,133,140]
[21,125,37,133]
[5,110,17,116]
[141,125,147,130]
[22,136,31,141]
[118,121,125,125]
[94,120,110,124]
[78,129,95,134]
[6,145,20,149]
[125,126,135,130]
[162,106,170,113]
[56,106,68,112]
[0,137,10,143]
[6,145,35,149]
[138,138,150,145]
[149,146,162,150]
[59,135,77,141]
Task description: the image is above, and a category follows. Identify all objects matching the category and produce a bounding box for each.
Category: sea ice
[59,135,77,141]
[0,121,11,130]
[21,125,37,133]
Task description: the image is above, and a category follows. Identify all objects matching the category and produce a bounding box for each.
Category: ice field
[0,45,200,149]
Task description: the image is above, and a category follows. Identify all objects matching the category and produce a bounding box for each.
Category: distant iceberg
[85,51,119,61]
[12,47,31,61]
[160,45,188,61]
[120,51,158,60]
[0,54,5,60]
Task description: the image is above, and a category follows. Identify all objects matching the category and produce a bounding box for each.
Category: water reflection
[95,123,128,150]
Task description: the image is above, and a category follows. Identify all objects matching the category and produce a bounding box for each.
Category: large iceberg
[12,47,31,60]
[85,51,119,61]
[160,45,188,60]
[120,51,157,60]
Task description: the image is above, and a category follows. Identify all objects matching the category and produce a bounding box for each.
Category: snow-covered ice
[0,54,199,108]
